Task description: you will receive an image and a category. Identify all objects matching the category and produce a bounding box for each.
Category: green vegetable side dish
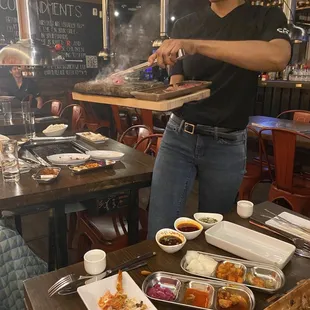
[199,217,218,224]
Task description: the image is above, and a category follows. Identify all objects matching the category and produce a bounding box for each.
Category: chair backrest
[119,125,152,150]
[42,100,62,117]
[134,134,163,154]
[277,110,310,123]
[247,125,268,175]
[259,128,310,192]
[294,111,310,123]
[60,104,85,131]
[110,106,132,137]
[79,102,98,122]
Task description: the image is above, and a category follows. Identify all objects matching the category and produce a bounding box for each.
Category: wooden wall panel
[300,90,310,111]
[254,86,310,116]
[280,88,291,114]
[290,89,301,111]
[263,87,273,115]
[270,88,282,117]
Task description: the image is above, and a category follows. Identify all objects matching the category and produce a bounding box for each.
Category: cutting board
[72,89,210,112]
[264,279,310,310]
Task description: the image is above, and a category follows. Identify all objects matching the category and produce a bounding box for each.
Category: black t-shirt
[6,77,40,108]
[170,3,290,129]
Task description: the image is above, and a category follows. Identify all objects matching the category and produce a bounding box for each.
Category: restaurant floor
[22,182,271,264]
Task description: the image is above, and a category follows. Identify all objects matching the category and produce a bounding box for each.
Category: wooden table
[72,90,210,130]
[0,138,154,269]
[0,114,67,135]
[24,201,310,310]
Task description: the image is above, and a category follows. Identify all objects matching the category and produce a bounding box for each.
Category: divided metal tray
[131,80,211,102]
[142,271,255,310]
[180,251,285,294]
[68,160,116,174]
[32,167,61,184]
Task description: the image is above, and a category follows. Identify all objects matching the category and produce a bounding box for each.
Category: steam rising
[95,3,160,82]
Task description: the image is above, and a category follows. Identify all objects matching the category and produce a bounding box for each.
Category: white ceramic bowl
[174,217,203,240]
[237,200,254,219]
[43,124,68,137]
[84,249,107,275]
[155,228,186,254]
[194,213,224,230]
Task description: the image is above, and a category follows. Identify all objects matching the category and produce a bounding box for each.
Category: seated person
[0,214,47,310]
[6,66,43,109]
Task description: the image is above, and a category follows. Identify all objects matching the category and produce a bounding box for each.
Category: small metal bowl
[32,167,61,184]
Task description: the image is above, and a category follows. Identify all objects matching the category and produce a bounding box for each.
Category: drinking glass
[0,140,20,182]
[1,99,12,125]
[24,112,36,139]
[21,100,31,120]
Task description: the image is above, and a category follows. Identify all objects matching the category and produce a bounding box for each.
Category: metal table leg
[127,189,140,245]
[48,209,55,272]
[49,203,68,269]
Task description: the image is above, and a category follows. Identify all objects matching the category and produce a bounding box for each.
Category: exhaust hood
[0,0,64,67]
[98,0,110,60]
[152,0,169,48]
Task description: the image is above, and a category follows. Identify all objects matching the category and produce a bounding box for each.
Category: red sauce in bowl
[177,223,200,232]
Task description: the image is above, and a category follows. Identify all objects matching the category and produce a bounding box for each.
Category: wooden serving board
[264,279,310,310]
[72,89,210,112]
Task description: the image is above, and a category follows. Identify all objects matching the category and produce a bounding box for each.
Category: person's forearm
[194,39,291,72]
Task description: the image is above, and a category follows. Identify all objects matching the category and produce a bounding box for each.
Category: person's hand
[148,39,197,68]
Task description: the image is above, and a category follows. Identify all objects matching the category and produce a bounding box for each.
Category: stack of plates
[86,150,124,161]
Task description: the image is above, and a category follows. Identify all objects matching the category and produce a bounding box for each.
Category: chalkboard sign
[0,0,103,77]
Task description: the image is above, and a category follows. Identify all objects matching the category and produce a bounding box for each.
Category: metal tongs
[108,49,186,79]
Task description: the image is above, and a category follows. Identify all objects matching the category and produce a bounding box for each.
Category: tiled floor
[22,182,271,264]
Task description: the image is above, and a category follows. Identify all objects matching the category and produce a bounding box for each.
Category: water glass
[1,100,12,125]
[21,100,31,120]
[24,112,36,139]
[0,140,20,182]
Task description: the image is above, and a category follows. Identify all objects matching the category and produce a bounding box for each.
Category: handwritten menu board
[0,0,103,77]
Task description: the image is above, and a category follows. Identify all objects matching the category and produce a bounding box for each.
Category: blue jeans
[147,116,247,239]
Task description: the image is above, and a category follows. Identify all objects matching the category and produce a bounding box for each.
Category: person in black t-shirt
[147,0,291,238]
[6,66,43,109]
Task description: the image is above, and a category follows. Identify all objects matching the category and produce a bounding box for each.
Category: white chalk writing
[36,1,82,18]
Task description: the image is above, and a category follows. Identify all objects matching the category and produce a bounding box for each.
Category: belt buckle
[184,122,195,135]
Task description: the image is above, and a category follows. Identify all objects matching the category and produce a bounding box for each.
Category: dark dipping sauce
[177,223,200,232]
[159,235,183,246]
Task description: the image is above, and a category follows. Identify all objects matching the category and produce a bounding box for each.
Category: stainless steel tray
[68,160,115,174]
[180,251,285,294]
[32,167,61,184]
[142,271,255,310]
[131,81,211,102]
